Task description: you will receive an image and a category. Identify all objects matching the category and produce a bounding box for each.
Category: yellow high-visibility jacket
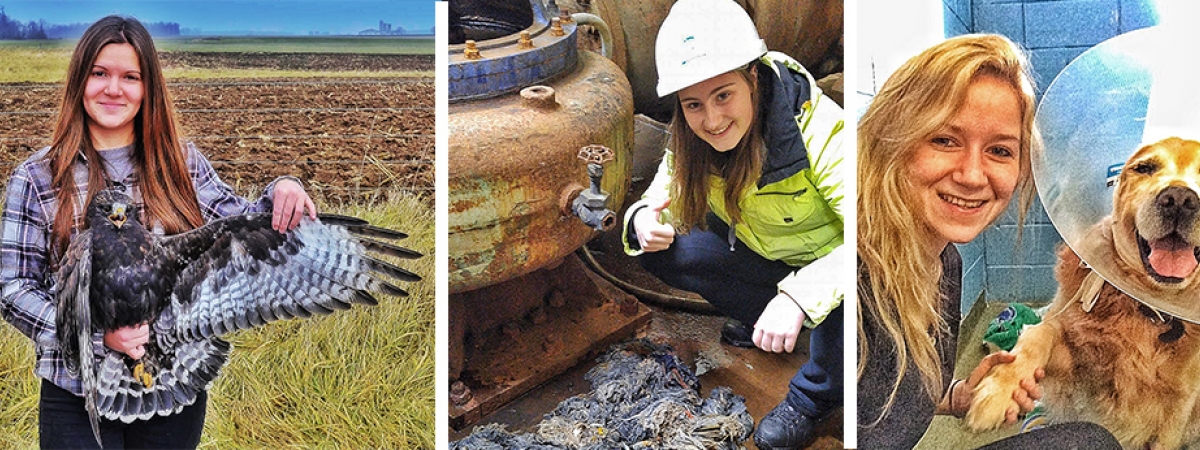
[623,51,845,327]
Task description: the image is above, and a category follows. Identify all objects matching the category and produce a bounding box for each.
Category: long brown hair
[857,34,1038,420]
[46,15,202,260]
[667,63,764,231]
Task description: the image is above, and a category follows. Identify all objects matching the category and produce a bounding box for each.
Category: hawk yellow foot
[132,361,154,388]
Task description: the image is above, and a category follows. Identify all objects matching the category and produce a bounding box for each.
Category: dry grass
[164,67,430,80]
[0,190,435,449]
[0,47,71,84]
[0,44,431,84]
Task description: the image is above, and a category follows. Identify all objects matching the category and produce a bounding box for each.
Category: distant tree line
[42,21,180,38]
[0,7,180,39]
[0,7,46,39]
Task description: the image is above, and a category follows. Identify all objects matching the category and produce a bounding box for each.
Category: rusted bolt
[548,290,566,308]
[530,307,548,325]
[502,322,521,339]
[550,18,565,37]
[450,381,473,406]
[464,40,482,60]
[619,294,640,316]
[560,9,573,23]
[520,85,558,110]
[518,31,534,49]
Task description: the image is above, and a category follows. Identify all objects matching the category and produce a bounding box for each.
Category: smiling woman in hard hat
[621,0,846,448]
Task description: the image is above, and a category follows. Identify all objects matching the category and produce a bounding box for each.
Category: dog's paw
[963,361,1031,431]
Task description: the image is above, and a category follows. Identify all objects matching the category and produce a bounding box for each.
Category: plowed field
[0,53,434,203]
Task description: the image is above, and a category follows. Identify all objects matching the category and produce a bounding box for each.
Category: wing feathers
[359,238,423,259]
[52,232,104,445]
[64,205,420,426]
[365,256,422,283]
[318,213,411,241]
[172,214,420,340]
[94,338,230,423]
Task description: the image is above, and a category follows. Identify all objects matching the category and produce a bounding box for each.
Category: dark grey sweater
[858,245,962,450]
[98,144,137,183]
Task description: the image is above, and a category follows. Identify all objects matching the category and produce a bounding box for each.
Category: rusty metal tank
[590,0,843,118]
[448,5,633,295]
[447,0,641,429]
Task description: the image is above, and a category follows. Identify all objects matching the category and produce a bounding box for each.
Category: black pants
[639,213,843,417]
[977,422,1121,450]
[39,378,206,449]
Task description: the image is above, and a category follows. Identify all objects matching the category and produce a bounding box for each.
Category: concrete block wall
[949,0,1157,315]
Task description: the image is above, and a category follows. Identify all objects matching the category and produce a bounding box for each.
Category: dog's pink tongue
[1148,239,1199,278]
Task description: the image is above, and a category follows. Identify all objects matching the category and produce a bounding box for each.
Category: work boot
[753,400,817,449]
[719,319,756,348]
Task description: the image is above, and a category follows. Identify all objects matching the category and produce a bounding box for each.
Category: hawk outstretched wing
[161,213,420,340]
[54,188,423,446]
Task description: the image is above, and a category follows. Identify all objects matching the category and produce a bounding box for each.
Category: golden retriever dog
[964,137,1200,449]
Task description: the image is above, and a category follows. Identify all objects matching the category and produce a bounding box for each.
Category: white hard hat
[654,0,767,97]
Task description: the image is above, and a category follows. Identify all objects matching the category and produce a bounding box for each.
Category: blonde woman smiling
[856,34,1119,449]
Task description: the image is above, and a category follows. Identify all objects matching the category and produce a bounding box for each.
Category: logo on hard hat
[679,35,707,67]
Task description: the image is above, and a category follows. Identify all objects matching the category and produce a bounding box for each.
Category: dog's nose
[1156,186,1199,221]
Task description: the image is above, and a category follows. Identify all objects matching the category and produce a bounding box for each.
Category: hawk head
[88,187,139,230]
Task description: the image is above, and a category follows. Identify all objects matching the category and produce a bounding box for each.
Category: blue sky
[0,1,436,35]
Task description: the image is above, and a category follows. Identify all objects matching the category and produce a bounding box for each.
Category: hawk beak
[109,203,127,229]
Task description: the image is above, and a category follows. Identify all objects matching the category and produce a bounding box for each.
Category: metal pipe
[572,12,613,59]
[577,246,718,314]
[572,202,616,231]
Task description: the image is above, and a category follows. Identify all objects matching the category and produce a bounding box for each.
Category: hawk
[54,187,422,446]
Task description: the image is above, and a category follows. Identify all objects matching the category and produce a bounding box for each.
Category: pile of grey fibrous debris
[451,340,754,450]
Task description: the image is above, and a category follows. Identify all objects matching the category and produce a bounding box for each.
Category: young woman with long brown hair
[1,15,314,448]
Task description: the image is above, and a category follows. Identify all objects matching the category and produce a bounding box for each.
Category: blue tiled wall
[944,0,973,37]
[947,0,1157,313]
[1025,0,1120,48]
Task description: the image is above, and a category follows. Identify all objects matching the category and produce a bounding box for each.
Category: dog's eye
[1130,161,1158,175]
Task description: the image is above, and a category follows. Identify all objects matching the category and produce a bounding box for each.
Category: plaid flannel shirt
[1,142,287,396]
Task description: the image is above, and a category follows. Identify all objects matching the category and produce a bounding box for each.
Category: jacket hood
[755,56,812,187]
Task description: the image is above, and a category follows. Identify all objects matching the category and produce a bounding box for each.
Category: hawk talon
[132,361,154,388]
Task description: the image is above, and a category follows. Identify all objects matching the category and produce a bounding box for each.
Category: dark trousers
[39,378,206,449]
[977,422,1121,450]
[639,213,843,417]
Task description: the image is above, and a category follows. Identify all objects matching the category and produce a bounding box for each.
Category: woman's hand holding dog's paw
[962,351,1044,430]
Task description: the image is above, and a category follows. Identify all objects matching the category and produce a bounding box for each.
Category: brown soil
[0,76,433,203]
[160,52,434,72]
